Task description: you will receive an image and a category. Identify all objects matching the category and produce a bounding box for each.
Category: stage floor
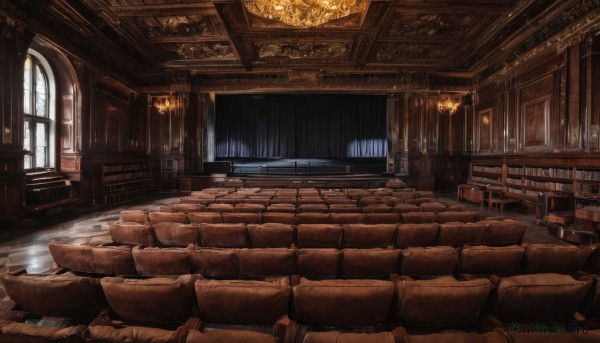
[217,158,386,175]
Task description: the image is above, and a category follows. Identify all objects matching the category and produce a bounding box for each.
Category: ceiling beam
[394,2,512,15]
[109,3,217,17]
[147,35,230,44]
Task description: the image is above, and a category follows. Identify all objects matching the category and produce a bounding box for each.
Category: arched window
[23,52,55,169]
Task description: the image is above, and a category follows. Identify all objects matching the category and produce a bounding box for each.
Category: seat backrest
[120,210,149,224]
[330,213,366,224]
[401,212,436,224]
[198,223,248,248]
[293,278,394,326]
[247,223,294,248]
[296,248,340,277]
[343,224,396,248]
[296,212,331,224]
[195,278,290,325]
[222,213,261,224]
[101,274,196,325]
[1,273,107,320]
[481,219,525,245]
[49,243,94,273]
[109,222,155,246]
[523,244,594,274]
[401,246,457,276]
[188,212,223,224]
[261,212,299,225]
[237,248,295,278]
[148,212,190,224]
[365,213,400,224]
[188,247,238,278]
[437,222,485,247]
[296,224,342,248]
[436,211,479,224]
[395,276,491,326]
[460,245,524,275]
[171,204,205,214]
[153,222,199,246]
[342,249,400,278]
[132,246,191,276]
[493,273,591,322]
[396,223,439,248]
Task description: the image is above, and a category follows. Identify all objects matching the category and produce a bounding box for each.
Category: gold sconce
[437,97,460,115]
[244,0,366,28]
[155,97,174,115]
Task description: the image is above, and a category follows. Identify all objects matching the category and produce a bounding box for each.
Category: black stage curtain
[215,94,387,158]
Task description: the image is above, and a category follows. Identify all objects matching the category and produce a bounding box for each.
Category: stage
[208,158,387,175]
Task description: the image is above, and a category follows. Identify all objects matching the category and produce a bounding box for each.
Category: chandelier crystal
[244,0,366,27]
[437,97,460,115]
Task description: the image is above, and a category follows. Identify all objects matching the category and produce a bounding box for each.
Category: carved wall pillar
[0,16,33,219]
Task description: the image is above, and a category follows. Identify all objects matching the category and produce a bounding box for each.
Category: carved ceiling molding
[170,42,236,60]
[477,6,600,88]
[257,42,351,59]
[390,14,454,36]
[139,15,224,38]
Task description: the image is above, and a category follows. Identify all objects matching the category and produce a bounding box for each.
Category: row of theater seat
[108,220,525,248]
[162,201,462,214]
[122,209,484,225]
[179,195,437,207]
[2,271,600,343]
[49,243,600,278]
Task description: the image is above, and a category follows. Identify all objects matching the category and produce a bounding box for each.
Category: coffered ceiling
[3,0,599,91]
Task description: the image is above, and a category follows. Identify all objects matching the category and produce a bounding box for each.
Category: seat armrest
[89,308,113,327]
[391,326,408,343]
[274,315,290,343]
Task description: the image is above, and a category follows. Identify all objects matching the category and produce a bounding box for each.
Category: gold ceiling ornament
[244,0,367,27]
[437,97,460,115]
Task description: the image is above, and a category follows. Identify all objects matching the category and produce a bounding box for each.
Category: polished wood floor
[0,192,567,275]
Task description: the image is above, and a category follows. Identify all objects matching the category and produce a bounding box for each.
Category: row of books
[523,167,573,179]
[472,165,501,174]
[104,171,150,183]
[103,163,149,173]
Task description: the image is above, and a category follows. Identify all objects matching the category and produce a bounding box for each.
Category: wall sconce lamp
[437,97,460,115]
[155,97,174,115]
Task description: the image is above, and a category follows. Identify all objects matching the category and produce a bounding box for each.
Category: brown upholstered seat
[148,211,190,224]
[186,329,277,343]
[419,202,448,213]
[296,248,340,277]
[132,246,191,276]
[301,331,397,343]
[193,278,290,342]
[400,246,457,276]
[396,223,439,248]
[237,248,295,277]
[153,222,199,246]
[437,221,485,247]
[522,244,594,274]
[188,247,238,278]
[262,212,299,225]
[480,219,526,246]
[247,223,294,248]
[198,223,248,248]
[365,213,400,224]
[296,224,343,248]
[206,203,235,213]
[297,212,331,224]
[436,211,479,223]
[343,224,396,248]
[400,331,510,343]
[394,276,491,326]
[222,212,261,224]
[120,210,150,224]
[49,243,137,275]
[492,273,592,322]
[401,212,436,224]
[330,212,366,224]
[392,203,419,213]
[329,204,362,213]
[460,245,524,275]
[170,203,205,213]
[342,248,400,278]
[297,204,329,213]
[187,212,222,224]
[362,204,392,213]
[109,222,156,246]
[293,278,394,326]
[267,203,297,213]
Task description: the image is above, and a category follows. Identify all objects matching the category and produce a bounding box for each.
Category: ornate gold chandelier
[437,97,460,115]
[244,0,366,27]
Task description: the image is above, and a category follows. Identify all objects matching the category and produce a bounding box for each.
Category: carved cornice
[476,6,600,88]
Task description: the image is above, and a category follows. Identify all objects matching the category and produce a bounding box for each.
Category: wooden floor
[0,191,567,275]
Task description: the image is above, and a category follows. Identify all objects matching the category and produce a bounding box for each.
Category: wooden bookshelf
[102,161,153,204]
